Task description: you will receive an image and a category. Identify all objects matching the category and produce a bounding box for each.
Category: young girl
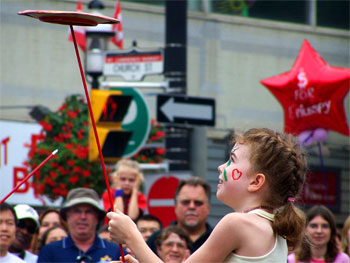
[102,159,146,222]
[108,128,307,262]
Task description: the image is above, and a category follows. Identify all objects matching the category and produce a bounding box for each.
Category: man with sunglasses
[9,204,39,263]
[38,188,126,263]
[147,177,213,255]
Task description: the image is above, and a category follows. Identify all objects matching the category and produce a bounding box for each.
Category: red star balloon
[261,39,350,136]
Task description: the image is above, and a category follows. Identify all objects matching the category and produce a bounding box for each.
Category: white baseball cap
[14,204,40,228]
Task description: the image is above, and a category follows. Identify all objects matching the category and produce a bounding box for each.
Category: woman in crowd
[288,205,350,263]
[30,208,64,254]
[341,216,350,257]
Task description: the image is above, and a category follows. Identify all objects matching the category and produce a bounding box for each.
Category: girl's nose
[218,164,225,173]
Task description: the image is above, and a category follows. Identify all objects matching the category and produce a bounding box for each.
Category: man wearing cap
[9,204,39,263]
[38,188,126,262]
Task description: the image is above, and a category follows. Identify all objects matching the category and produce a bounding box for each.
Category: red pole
[69,25,125,263]
[1,149,58,204]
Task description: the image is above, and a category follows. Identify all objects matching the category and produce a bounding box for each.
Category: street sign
[104,48,164,81]
[157,94,215,126]
[110,87,151,158]
[147,176,179,226]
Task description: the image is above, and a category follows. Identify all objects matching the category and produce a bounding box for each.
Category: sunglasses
[179,199,204,207]
[17,220,37,234]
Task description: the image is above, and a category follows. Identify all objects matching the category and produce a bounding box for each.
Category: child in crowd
[108,128,307,262]
[102,159,147,223]
[288,205,350,263]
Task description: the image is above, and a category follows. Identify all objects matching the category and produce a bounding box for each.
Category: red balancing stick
[0,149,58,204]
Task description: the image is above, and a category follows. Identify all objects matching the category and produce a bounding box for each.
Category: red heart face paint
[232,169,242,180]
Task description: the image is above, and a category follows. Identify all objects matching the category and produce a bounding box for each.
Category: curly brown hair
[234,128,307,249]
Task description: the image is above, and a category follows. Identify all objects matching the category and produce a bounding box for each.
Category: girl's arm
[184,213,243,263]
[127,174,143,220]
[108,210,243,263]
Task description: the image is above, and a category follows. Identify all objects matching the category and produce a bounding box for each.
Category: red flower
[155,131,165,138]
[64,133,72,140]
[51,162,59,168]
[44,177,55,187]
[49,171,58,179]
[67,110,77,119]
[65,143,74,150]
[53,136,63,143]
[67,160,75,166]
[66,122,74,128]
[59,103,67,111]
[73,166,82,173]
[74,146,88,159]
[69,175,79,184]
[155,147,165,155]
[82,170,90,177]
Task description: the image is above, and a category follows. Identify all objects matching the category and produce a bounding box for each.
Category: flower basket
[25,94,107,201]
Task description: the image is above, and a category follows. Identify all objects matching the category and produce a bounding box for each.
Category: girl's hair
[297,205,339,262]
[341,216,350,255]
[114,159,142,175]
[234,128,307,249]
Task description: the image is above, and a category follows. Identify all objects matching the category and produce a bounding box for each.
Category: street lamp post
[85,0,115,89]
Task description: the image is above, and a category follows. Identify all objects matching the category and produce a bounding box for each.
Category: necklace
[243,206,274,213]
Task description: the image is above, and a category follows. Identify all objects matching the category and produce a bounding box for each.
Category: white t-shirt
[0,253,26,263]
[11,250,37,263]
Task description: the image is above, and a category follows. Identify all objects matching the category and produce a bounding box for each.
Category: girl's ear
[247,173,265,192]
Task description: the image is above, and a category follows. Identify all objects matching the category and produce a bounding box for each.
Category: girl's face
[115,166,138,195]
[305,215,331,248]
[216,143,253,209]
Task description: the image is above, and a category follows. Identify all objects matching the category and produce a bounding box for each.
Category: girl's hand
[133,173,144,192]
[107,209,139,244]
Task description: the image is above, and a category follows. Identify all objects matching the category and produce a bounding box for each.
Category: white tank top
[223,209,288,263]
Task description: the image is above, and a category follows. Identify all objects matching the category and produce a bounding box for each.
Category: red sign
[299,170,339,208]
[147,176,179,227]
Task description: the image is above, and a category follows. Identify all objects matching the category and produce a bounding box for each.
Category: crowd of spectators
[1,161,349,263]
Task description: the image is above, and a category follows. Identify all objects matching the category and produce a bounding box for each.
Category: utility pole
[164,0,191,171]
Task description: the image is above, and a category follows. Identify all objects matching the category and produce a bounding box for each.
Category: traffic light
[89,89,133,162]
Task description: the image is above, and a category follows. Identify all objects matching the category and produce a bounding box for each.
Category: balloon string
[317,142,330,206]
[1,149,58,204]
[69,25,125,263]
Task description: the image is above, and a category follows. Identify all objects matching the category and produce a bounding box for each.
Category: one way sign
[157,94,215,126]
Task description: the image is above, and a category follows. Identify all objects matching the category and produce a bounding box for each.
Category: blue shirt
[38,234,126,263]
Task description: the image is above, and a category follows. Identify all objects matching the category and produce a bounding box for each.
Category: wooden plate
[18,10,119,26]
